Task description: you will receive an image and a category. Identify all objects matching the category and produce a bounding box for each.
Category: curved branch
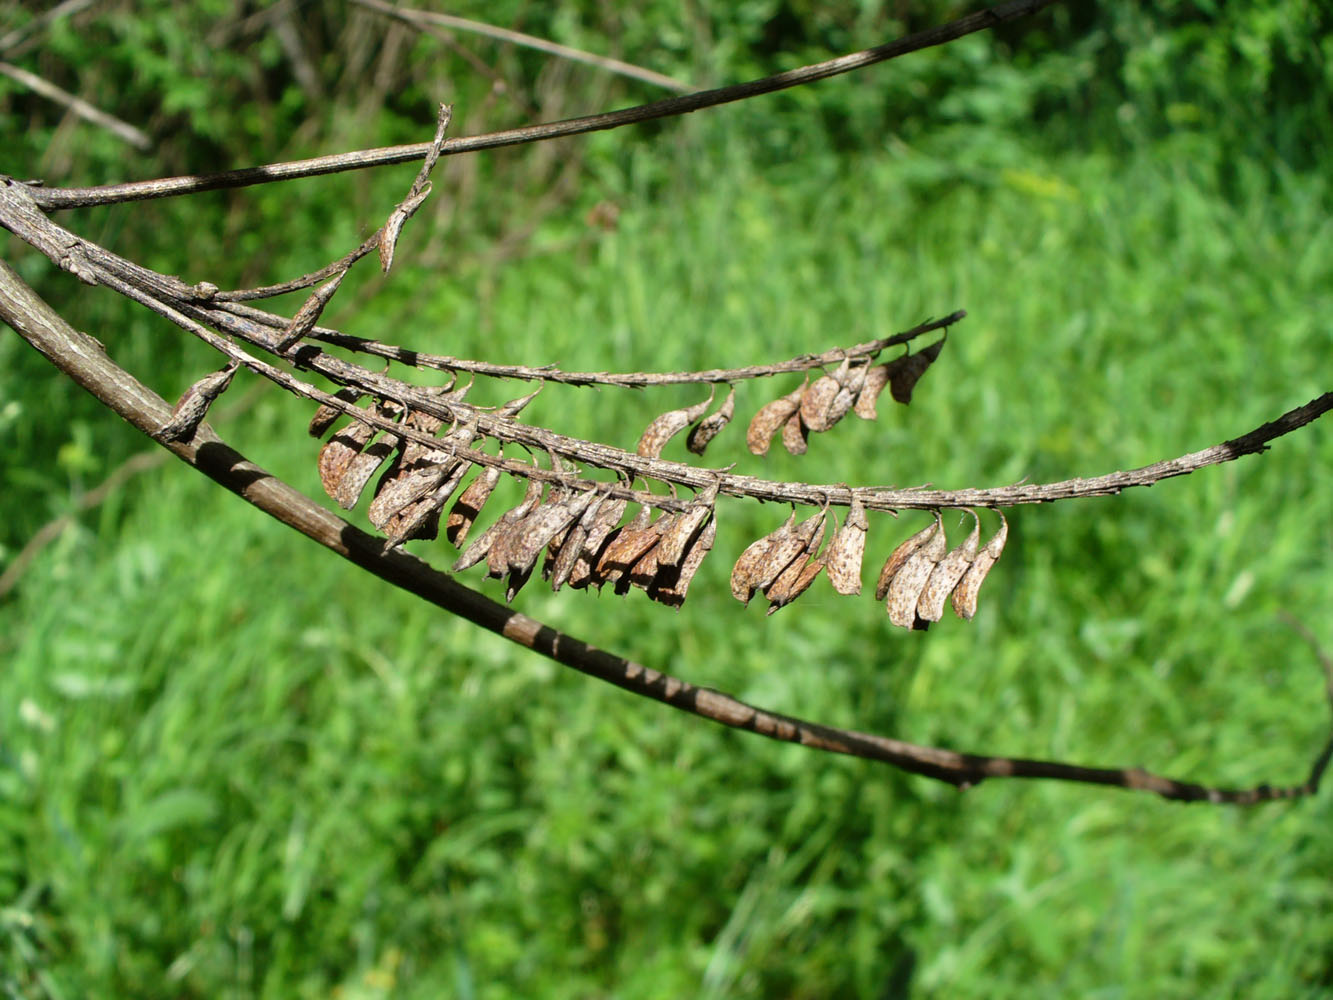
[28,0,1060,211]
[219,299,966,387]
[3,257,1327,805]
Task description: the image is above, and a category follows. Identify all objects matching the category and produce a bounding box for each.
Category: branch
[27,0,1060,210]
[3,257,1326,804]
[352,0,695,93]
[0,59,151,150]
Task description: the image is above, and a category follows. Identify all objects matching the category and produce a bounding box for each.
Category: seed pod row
[874,510,1007,629]
[745,338,945,458]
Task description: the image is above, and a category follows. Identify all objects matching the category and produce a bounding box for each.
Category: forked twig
[3,258,1327,804]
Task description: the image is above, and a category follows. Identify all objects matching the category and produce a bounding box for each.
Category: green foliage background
[1,2,1331,997]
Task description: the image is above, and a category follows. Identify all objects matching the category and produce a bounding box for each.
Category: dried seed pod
[799,359,853,433]
[446,466,503,549]
[766,556,826,615]
[626,534,664,591]
[485,478,546,577]
[730,513,795,605]
[596,508,662,584]
[781,411,809,455]
[581,495,630,561]
[746,386,804,456]
[917,514,980,622]
[367,422,476,530]
[886,516,948,629]
[825,496,869,596]
[889,338,945,404]
[506,492,597,577]
[276,268,347,352]
[383,460,472,545]
[853,363,890,420]
[335,436,399,510]
[549,522,587,592]
[874,518,940,602]
[650,516,716,608]
[318,411,379,500]
[657,486,718,568]
[952,512,1009,620]
[755,509,827,594]
[686,386,735,455]
[637,390,715,459]
[308,390,365,438]
[156,362,240,443]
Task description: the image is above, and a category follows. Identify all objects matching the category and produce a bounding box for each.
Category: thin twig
[0,60,151,150]
[220,299,965,386]
[27,0,1059,210]
[353,0,694,93]
[3,256,1325,804]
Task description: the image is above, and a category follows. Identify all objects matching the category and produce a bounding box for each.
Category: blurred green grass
[3,7,1333,999]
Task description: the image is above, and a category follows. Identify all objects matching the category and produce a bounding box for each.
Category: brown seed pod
[383,460,472,545]
[318,410,379,500]
[730,513,794,605]
[755,509,827,594]
[746,386,804,456]
[825,496,869,596]
[637,390,715,459]
[596,508,663,584]
[917,513,980,622]
[952,512,1009,620]
[276,268,347,352]
[889,338,945,404]
[367,422,477,530]
[548,522,587,592]
[781,411,809,455]
[886,515,947,629]
[485,479,546,578]
[874,518,940,602]
[657,485,718,568]
[799,359,854,433]
[626,533,665,591]
[581,495,630,560]
[853,363,890,420]
[335,436,400,511]
[686,386,735,455]
[308,389,365,438]
[446,465,503,549]
[650,516,716,608]
[156,362,239,443]
[766,556,826,615]
[507,492,597,577]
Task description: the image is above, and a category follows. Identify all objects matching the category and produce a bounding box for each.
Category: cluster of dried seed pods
[746,339,944,456]
[448,480,718,607]
[725,500,1007,624]
[873,510,1008,629]
[310,384,539,547]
